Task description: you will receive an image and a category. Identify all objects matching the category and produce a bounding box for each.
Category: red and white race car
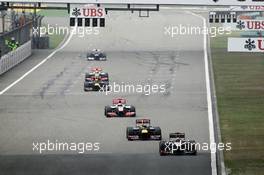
[104,98,136,117]
[85,67,109,82]
[91,67,102,73]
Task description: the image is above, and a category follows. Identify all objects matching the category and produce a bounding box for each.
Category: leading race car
[87,49,106,61]
[104,98,136,117]
[159,132,197,156]
[126,119,162,141]
[85,67,109,82]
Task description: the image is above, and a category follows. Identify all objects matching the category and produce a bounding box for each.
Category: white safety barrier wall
[0,40,32,75]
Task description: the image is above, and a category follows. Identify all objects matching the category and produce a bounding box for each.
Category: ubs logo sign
[244,38,256,51]
[258,39,264,51]
[236,20,264,30]
[244,38,264,51]
[82,8,104,18]
[71,4,105,18]
[70,4,106,27]
[228,37,264,52]
[248,6,264,11]
[72,8,81,17]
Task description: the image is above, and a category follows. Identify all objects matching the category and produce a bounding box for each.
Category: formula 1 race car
[87,49,106,61]
[104,98,136,117]
[159,132,197,156]
[91,67,103,73]
[85,67,109,82]
[84,67,109,91]
[126,119,162,140]
[84,76,109,91]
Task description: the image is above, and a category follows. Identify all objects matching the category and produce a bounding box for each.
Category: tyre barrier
[0,40,32,75]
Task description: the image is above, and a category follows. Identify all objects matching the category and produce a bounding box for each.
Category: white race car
[104,98,136,117]
[87,49,107,61]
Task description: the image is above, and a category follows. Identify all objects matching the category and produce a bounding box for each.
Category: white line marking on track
[0,26,77,95]
[186,11,217,175]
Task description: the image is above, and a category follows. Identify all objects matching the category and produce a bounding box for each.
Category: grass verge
[211,32,264,175]
[49,32,65,49]
[40,24,66,49]
[37,9,68,17]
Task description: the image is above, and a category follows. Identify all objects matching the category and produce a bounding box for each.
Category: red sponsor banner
[230,6,264,11]
[70,4,105,18]
[244,20,264,30]
[248,6,264,11]
[225,20,264,31]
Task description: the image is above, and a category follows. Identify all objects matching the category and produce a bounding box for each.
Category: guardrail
[0,40,31,75]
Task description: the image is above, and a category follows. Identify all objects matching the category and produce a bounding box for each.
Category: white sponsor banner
[70,4,105,18]
[228,37,264,52]
[224,20,264,31]
[230,6,264,11]
[2,0,264,6]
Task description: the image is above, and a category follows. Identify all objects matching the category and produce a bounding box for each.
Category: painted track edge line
[185,11,217,175]
[0,26,76,95]
[206,17,227,175]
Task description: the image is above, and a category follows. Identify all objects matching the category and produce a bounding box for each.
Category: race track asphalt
[0,8,212,175]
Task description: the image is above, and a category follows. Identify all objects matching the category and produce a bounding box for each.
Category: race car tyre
[159,141,167,156]
[106,85,110,91]
[187,140,197,155]
[101,73,109,80]
[84,82,92,91]
[130,106,136,117]
[126,127,134,141]
[154,127,162,140]
[104,106,112,117]
[191,151,197,155]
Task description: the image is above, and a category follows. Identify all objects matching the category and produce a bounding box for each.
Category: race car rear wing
[112,98,126,105]
[169,132,185,139]
[136,119,150,124]
[91,67,102,72]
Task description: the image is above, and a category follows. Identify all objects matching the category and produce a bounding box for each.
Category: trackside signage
[225,20,264,30]
[230,6,264,11]
[228,37,264,52]
[70,4,105,18]
[3,0,264,6]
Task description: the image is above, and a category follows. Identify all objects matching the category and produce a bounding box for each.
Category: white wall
[0,40,32,75]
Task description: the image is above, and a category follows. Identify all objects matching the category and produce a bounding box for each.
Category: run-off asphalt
[0,9,211,175]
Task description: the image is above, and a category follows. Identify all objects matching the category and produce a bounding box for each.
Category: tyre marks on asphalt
[39,67,69,99]
[37,54,93,98]
[59,65,86,95]
[138,50,189,98]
